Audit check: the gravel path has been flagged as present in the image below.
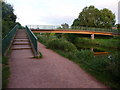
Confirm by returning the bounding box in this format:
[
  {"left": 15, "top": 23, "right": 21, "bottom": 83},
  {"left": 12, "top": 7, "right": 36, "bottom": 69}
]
[{"left": 8, "top": 41, "right": 109, "bottom": 88}]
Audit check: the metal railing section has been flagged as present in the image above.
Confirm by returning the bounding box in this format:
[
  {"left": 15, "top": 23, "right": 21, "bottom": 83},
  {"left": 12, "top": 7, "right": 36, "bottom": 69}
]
[
  {"left": 69, "top": 26, "right": 118, "bottom": 33},
  {"left": 27, "top": 25, "right": 61, "bottom": 30},
  {"left": 2, "top": 24, "right": 19, "bottom": 55},
  {"left": 27, "top": 25, "right": 119, "bottom": 34},
  {"left": 26, "top": 26, "right": 38, "bottom": 56}
]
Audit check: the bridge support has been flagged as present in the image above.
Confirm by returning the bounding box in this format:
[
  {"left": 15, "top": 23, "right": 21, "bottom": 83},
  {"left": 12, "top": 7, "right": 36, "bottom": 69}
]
[
  {"left": 90, "top": 48, "right": 94, "bottom": 52},
  {"left": 91, "top": 34, "right": 94, "bottom": 40}
]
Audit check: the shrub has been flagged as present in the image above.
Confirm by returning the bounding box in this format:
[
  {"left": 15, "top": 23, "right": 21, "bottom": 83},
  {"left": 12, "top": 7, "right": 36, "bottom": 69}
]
[
  {"left": 46, "top": 38, "right": 78, "bottom": 53},
  {"left": 37, "top": 36, "right": 48, "bottom": 44},
  {"left": 76, "top": 50, "right": 94, "bottom": 61},
  {"left": 106, "top": 52, "right": 120, "bottom": 83}
]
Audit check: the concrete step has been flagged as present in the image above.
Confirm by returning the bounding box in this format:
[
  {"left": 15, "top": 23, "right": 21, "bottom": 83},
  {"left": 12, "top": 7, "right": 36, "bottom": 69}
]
[
  {"left": 15, "top": 36, "right": 27, "bottom": 37},
  {"left": 11, "top": 29, "right": 32, "bottom": 50},
  {"left": 12, "top": 47, "right": 32, "bottom": 50},
  {"left": 15, "top": 37, "right": 29, "bottom": 39},
  {"left": 12, "top": 45, "right": 32, "bottom": 50},
  {"left": 15, "top": 35, "right": 28, "bottom": 37},
  {"left": 13, "top": 42, "right": 30, "bottom": 45},
  {"left": 14, "top": 39, "right": 29, "bottom": 42}
]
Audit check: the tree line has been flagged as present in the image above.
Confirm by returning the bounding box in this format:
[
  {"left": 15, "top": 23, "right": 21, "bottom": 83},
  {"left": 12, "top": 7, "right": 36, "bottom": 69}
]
[
  {"left": 2, "top": 1, "right": 20, "bottom": 38},
  {"left": 62, "top": 6, "right": 117, "bottom": 29}
]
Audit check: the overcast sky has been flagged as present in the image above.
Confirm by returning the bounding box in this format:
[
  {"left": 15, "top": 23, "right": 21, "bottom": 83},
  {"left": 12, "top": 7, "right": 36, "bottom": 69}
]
[{"left": 6, "top": 0, "right": 120, "bottom": 26}]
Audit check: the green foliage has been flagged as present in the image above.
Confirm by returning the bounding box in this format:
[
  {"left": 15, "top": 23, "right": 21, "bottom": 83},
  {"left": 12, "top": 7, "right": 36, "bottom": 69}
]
[
  {"left": 46, "top": 38, "right": 78, "bottom": 53},
  {"left": 37, "top": 35, "right": 51, "bottom": 44},
  {"left": 62, "top": 33, "right": 77, "bottom": 43},
  {"left": 76, "top": 50, "right": 94, "bottom": 60},
  {"left": 100, "top": 8, "right": 116, "bottom": 28},
  {"left": 2, "top": 1, "right": 17, "bottom": 38},
  {"left": 2, "top": 56, "right": 10, "bottom": 88},
  {"left": 72, "top": 5, "right": 116, "bottom": 28},
  {"left": 61, "top": 23, "right": 69, "bottom": 29},
  {"left": 106, "top": 52, "right": 120, "bottom": 82},
  {"left": 2, "top": 56, "right": 8, "bottom": 65},
  {"left": 2, "top": 66, "right": 10, "bottom": 88},
  {"left": 75, "top": 38, "right": 119, "bottom": 49}
]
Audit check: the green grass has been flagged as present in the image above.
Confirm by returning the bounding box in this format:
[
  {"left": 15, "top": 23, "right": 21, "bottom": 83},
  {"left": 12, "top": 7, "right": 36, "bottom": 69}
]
[
  {"left": 75, "top": 38, "right": 120, "bottom": 49},
  {"left": 2, "top": 56, "right": 10, "bottom": 88},
  {"left": 2, "top": 66, "right": 10, "bottom": 88},
  {"left": 36, "top": 34, "right": 120, "bottom": 89}
]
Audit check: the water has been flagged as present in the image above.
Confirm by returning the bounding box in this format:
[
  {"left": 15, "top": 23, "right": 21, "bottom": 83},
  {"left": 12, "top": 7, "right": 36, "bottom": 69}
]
[{"left": 76, "top": 44, "right": 117, "bottom": 56}]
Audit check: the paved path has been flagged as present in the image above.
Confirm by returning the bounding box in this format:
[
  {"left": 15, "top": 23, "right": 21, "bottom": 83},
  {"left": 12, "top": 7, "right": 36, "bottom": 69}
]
[{"left": 8, "top": 30, "right": 109, "bottom": 88}]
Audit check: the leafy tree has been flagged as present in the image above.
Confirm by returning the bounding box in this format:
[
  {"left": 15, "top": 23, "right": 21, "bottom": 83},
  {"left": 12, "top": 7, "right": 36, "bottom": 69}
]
[
  {"left": 117, "top": 24, "right": 120, "bottom": 33},
  {"left": 72, "top": 5, "right": 116, "bottom": 28},
  {"left": 2, "top": 1, "right": 17, "bottom": 38},
  {"left": 117, "top": 24, "right": 120, "bottom": 29},
  {"left": 71, "top": 19, "right": 80, "bottom": 27},
  {"left": 100, "top": 8, "right": 116, "bottom": 28},
  {"left": 61, "top": 23, "right": 69, "bottom": 29}
]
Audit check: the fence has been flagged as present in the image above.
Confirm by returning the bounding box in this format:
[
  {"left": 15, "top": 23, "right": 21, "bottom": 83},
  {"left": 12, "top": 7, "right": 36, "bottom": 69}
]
[
  {"left": 2, "top": 24, "right": 19, "bottom": 55},
  {"left": 25, "top": 26, "right": 38, "bottom": 56}
]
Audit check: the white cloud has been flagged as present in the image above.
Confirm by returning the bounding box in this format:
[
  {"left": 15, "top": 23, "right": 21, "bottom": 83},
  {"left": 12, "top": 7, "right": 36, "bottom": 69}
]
[{"left": 7, "top": 0, "right": 120, "bottom": 26}]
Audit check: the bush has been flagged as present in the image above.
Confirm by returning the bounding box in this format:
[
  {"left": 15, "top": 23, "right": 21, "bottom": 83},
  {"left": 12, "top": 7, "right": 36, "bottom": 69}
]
[
  {"left": 106, "top": 52, "right": 120, "bottom": 83},
  {"left": 76, "top": 50, "right": 94, "bottom": 61},
  {"left": 46, "top": 38, "right": 78, "bottom": 53},
  {"left": 37, "top": 35, "right": 48, "bottom": 44}
]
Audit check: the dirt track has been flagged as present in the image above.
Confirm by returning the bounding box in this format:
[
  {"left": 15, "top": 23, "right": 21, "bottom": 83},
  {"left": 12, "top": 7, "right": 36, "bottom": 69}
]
[{"left": 8, "top": 41, "right": 109, "bottom": 88}]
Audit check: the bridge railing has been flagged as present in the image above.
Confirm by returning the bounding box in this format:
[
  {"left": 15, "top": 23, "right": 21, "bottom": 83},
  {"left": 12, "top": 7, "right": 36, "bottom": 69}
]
[
  {"left": 27, "top": 25, "right": 61, "bottom": 30},
  {"left": 26, "top": 26, "right": 38, "bottom": 56},
  {"left": 68, "top": 26, "right": 118, "bottom": 33},
  {"left": 2, "top": 24, "right": 19, "bottom": 55},
  {"left": 28, "top": 25, "right": 119, "bottom": 34}
]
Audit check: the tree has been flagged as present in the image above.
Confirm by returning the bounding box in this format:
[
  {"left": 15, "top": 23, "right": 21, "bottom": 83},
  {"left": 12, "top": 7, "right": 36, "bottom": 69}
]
[
  {"left": 72, "top": 5, "right": 116, "bottom": 28},
  {"left": 71, "top": 19, "right": 80, "bottom": 27},
  {"left": 117, "top": 24, "right": 120, "bottom": 33},
  {"left": 61, "top": 23, "right": 69, "bottom": 29},
  {"left": 100, "top": 8, "right": 116, "bottom": 28},
  {"left": 2, "top": 1, "right": 17, "bottom": 38}
]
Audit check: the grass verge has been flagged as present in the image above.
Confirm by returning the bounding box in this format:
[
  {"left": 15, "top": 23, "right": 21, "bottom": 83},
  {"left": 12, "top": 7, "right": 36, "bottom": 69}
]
[{"left": 2, "top": 56, "right": 10, "bottom": 88}]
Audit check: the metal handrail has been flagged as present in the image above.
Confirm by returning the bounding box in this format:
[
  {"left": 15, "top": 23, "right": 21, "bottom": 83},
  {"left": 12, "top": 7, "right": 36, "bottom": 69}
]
[
  {"left": 25, "top": 26, "right": 38, "bottom": 56},
  {"left": 2, "top": 24, "right": 19, "bottom": 55},
  {"left": 27, "top": 25, "right": 119, "bottom": 34}
]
